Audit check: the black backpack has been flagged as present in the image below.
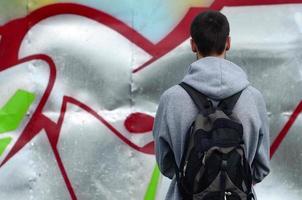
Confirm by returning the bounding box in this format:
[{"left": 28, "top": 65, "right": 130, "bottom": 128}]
[{"left": 174, "top": 82, "right": 254, "bottom": 200}]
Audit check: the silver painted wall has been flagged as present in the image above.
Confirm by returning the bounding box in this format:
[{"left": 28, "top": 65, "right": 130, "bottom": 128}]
[{"left": 0, "top": 2, "right": 301, "bottom": 200}]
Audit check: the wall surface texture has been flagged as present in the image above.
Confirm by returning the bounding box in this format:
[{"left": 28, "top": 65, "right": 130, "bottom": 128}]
[{"left": 0, "top": 1, "right": 302, "bottom": 199}]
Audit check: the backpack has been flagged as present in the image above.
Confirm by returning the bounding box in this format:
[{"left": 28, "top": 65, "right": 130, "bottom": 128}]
[{"left": 174, "top": 82, "right": 254, "bottom": 200}]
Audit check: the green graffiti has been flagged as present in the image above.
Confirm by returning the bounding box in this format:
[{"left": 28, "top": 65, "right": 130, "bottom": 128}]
[
  {"left": 0, "top": 89, "right": 35, "bottom": 156},
  {"left": 0, "top": 89, "right": 35, "bottom": 134},
  {"left": 144, "top": 164, "right": 161, "bottom": 200},
  {"left": 0, "top": 137, "right": 12, "bottom": 156}
]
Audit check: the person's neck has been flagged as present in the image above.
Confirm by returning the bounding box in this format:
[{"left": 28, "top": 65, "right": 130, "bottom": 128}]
[{"left": 197, "top": 52, "right": 225, "bottom": 59}]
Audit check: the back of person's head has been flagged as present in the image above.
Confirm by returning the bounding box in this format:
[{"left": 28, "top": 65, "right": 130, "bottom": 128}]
[{"left": 190, "top": 10, "right": 230, "bottom": 57}]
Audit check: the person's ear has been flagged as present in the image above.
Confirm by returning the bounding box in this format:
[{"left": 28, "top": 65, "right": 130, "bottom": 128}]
[
  {"left": 190, "top": 38, "right": 198, "bottom": 53},
  {"left": 226, "top": 36, "right": 231, "bottom": 51}
]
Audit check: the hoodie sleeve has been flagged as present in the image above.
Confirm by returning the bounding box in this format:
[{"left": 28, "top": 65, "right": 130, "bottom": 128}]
[
  {"left": 252, "top": 92, "right": 271, "bottom": 184},
  {"left": 153, "top": 93, "right": 175, "bottom": 179}
]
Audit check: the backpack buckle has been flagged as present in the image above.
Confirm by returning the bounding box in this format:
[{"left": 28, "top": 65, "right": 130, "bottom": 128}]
[
  {"left": 221, "top": 159, "right": 228, "bottom": 171},
  {"left": 204, "top": 100, "right": 214, "bottom": 115},
  {"left": 224, "top": 191, "right": 232, "bottom": 200}
]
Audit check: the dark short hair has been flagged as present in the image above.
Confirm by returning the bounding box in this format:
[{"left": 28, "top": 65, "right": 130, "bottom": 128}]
[{"left": 190, "top": 10, "right": 230, "bottom": 56}]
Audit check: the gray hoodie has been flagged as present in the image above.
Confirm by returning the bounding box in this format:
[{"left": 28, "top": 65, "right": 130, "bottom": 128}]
[{"left": 153, "top": 57, "right": 270, "bottom": 200}]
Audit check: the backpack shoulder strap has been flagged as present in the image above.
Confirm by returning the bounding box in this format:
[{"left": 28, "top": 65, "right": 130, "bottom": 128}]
[
  {"left": 179, "top": 82, "right": 214, "bottom": 116},
  {"left": 218, "top": 90, "right": 243, "bottom": 115}
]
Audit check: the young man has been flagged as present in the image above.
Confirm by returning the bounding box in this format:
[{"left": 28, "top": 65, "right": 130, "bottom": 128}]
[{"left": 153, "top": 10, "right": 270, "bottom": 199}]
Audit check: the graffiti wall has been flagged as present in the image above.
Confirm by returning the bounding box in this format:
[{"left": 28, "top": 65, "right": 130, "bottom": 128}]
[{"left": 0, "top": 0, "right": 302, "bottom": 199}]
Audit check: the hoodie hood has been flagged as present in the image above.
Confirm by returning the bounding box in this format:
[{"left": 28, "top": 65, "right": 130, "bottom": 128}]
[{"left": 183, "top": 57, "right": 249, "bottom": 100}]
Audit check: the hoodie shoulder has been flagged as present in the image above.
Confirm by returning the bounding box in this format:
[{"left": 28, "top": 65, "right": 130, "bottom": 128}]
[
  {"left": 162, "top": 85, "right": 187, "bottom": 99},
  {"left": 245, "top": 86, "right": 267, "bottom": 109},
  {"left": 160, "top": 84, "right": 193, "bottom": 109}
]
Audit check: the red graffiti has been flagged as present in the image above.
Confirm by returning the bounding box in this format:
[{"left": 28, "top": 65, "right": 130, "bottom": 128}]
[
  {"left": 125, "top": 113, "right": 154, "bottom": 134},
  {"left": 270, "top": 101, "right": 302, "bottom": 158},
  {"left": 0, "top": 1, "right": 301, "bottom": 199}
]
